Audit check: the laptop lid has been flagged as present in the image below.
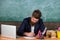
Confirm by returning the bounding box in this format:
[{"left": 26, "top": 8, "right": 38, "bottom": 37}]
[{"left": 1, "top": 24, "right": 16, "bottom": 39}]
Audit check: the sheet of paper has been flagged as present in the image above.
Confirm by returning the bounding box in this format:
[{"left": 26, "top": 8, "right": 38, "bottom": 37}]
[{"left": 23, "top": 36, "right": 35, "bottom": 39}]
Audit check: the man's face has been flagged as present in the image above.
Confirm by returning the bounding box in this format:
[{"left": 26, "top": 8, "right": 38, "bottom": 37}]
[{"left": 31, "top": 16, "right": 39, "bottom": 23}]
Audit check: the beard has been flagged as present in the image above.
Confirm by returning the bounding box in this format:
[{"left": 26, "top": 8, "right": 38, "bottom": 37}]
[{"left": 30, "top": 21, "right": 36, "bottom": 26}]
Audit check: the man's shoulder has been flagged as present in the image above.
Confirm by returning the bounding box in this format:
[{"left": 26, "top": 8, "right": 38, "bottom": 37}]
[
  {"left": 38, "top": 18, "right": 43, "bottom": 23},
  {"left": 39, "top": 18, "right": 43, "bottom": 21},
  {"left": 23, "top": 17, "right": 30, "bottom": 21}
]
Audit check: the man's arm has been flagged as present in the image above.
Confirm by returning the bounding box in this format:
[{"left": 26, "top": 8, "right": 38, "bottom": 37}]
[
  {"left": 40, "top": 19, "right": 45, "bottom": 32},
  {"left": 17, "top": 19, "right": 27, "bottom": 36},
  {"left": 35, "top": 19, "right": 46, "bottom": 38},
  {"left": 40, "top": 19, "right": 46, "bottom": 36}
]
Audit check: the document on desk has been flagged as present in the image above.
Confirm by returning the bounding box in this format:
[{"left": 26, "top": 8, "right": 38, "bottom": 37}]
[{"left": 23, "top": 36, "right": 35, "bottom": 39}]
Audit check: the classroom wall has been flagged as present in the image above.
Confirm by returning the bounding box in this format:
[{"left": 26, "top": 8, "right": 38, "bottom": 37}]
[{"left": 0, "top": 0, "right": 60, "bottom": 22}]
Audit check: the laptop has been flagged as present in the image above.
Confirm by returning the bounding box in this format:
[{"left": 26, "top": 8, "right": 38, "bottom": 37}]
[{"left": 1, "top": 24, "right": 20, "bottom": 39}]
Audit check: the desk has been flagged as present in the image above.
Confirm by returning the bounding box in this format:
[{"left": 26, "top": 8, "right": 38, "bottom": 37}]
[
  {"left": 0, "top": 36, "right": 60, "bottom": 40},
  {"left": 0, "top": 36, "right": 40, "bottom": 40}
]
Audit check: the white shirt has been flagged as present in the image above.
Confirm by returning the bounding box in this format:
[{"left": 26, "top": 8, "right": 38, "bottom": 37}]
[{"left": 31, "top": 26, "right": 34, "bottom": 33}]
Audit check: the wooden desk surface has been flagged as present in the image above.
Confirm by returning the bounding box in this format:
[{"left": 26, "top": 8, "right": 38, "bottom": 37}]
[{"left": 0, "top": 36, "right": 60, "bottom": 40}]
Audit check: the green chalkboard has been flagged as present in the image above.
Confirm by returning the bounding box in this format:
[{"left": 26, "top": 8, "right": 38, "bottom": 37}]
[{"left": 0, "top": 0, "right": 60, "bottom": 22}]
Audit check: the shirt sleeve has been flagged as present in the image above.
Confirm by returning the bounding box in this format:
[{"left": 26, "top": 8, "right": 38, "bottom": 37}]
[
  {"left": 39, "top": 19, "right": 46, "bottom": 36},
  {"left": 39, "top": 19, "right": 45, "bottom": 32},
  {"left": 17, "top": 19, "right": 27, "bottom": 36}
]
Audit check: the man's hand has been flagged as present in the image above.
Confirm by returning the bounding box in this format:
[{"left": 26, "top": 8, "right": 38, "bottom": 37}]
[
  {"left": 24, "top": 32, "right": 35, "bottom": 37},
  {"left": 35, "top": 34, "right": 40, "bottom": 39},
  {"left": 35, "top": 30, "right": 42, "bottom": 39}
]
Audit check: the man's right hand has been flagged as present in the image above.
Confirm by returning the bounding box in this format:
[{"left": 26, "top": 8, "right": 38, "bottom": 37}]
[{"left": 24, "top": 32, "right": 35, "bottom": 37}]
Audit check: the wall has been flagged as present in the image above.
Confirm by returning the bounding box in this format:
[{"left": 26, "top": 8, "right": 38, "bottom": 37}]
[{"left": 0, "top": 0, "right": 60, "bottom": 22}]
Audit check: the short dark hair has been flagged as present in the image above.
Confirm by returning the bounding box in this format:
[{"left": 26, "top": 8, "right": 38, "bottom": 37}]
[{"left": 32, "top": 9, "right": 42, "bottom": 19}]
